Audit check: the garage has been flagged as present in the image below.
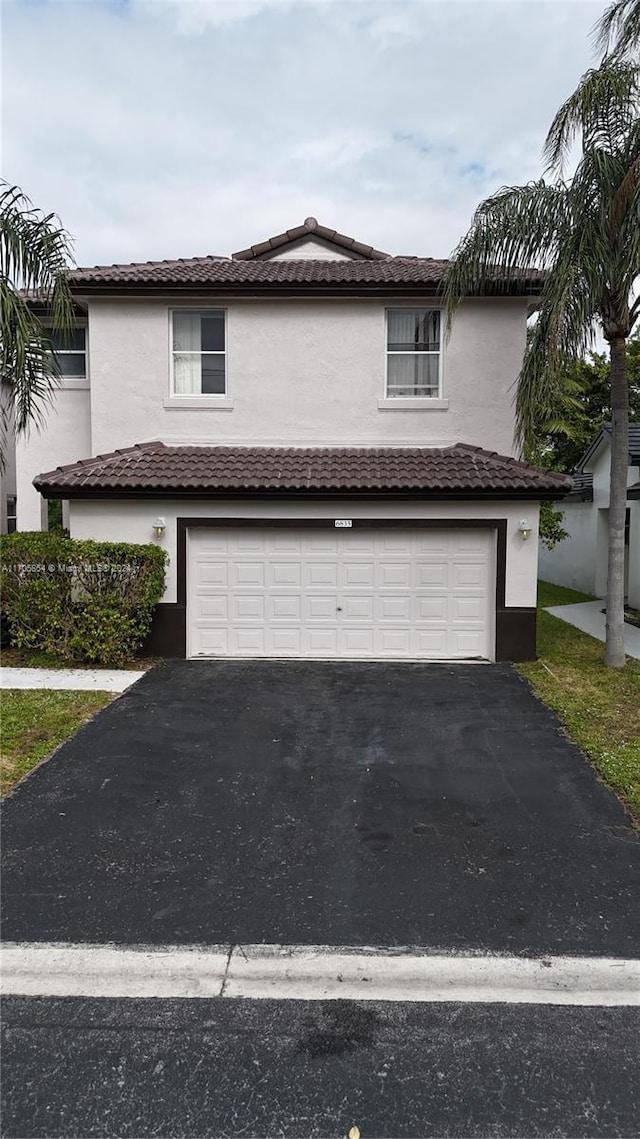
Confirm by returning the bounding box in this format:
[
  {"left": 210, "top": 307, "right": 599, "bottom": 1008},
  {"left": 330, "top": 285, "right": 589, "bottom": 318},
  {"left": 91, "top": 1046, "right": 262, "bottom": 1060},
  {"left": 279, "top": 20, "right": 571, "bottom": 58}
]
[
  {"left": 35, "top": 441, "right": 572, "bottom": 662},
  {"left": 187, "top": 525, "right": 495, "bottom": 660}
]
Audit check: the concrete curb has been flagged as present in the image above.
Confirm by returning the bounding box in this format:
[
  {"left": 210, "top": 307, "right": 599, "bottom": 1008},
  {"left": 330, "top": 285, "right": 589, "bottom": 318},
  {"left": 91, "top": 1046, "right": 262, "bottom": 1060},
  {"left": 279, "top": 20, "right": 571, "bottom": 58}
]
[{"left": 2, "top": 943, "right": 639, "bottom": 1006}]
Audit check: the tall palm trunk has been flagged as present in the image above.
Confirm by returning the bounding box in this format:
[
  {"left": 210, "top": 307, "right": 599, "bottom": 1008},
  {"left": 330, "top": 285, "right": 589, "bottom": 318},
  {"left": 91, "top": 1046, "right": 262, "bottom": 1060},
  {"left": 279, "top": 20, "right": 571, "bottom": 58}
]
[{"left": 605, "top": 335, "right": 629, "bottom": 666}]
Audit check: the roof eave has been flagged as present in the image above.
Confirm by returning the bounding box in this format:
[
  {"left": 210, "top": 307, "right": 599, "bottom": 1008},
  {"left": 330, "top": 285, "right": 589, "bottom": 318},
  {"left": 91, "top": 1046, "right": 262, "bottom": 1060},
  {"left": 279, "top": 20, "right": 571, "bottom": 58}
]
[
  {"left": 69, "top": 282, "right": 543, "bottom": 299},
  {"left": 33, "top": 485, "right": 571, "bottom": 501}
]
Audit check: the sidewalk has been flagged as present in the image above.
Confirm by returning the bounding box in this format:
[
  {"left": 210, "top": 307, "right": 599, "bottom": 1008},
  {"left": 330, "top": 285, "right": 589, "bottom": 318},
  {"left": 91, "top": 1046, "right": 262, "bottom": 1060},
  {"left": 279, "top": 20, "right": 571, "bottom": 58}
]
[
  {"left": 544, "top": 600, "right": 640, "bottom": 659},
  {"left": 0, "top": 667, "right": 145, "bottom": 693}
]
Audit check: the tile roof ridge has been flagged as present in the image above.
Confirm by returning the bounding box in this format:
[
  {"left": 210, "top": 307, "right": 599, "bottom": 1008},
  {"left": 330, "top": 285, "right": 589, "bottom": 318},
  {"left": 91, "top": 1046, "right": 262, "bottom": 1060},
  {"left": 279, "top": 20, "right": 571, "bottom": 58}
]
[{"left": 232, "top": 217, "right": 390, "bottom": 261}]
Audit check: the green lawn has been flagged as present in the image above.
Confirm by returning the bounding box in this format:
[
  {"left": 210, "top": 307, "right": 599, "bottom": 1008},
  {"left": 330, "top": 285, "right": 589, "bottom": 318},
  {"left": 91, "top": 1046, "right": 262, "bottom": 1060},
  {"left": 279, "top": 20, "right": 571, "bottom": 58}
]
[
  {"left": 518, "top": 581, "right": 640, "bottom": 825},
  {"left": 1, "top": 689, "right": 112, "bottom": 796},
  {"left": 536, "top": 580, "right": 596, "bottom": 607}
]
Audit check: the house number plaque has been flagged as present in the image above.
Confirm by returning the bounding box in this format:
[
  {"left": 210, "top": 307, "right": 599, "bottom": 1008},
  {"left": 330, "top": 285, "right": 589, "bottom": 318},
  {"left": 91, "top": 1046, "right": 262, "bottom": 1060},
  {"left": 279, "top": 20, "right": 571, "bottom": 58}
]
[{"left": 334, "top": 519, "right": 352, "bottom": 527}]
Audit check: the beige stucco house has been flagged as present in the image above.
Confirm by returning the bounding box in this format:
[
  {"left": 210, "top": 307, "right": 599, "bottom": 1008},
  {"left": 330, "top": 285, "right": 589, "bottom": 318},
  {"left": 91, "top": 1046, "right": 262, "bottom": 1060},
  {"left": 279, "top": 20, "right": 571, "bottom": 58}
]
[{"left": 10, "top": 218, "right": 570, "bottom": 661}]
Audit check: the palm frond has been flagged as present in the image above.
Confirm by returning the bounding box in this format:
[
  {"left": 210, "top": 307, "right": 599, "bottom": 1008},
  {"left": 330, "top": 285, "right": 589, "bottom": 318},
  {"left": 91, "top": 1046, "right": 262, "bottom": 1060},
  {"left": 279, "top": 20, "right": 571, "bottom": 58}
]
[
  {"left": 442, "top": 181, "right": 568, "bottom": 329},
  {"left": 0, "top": 181, "right": 75, "bottom": 464},
  {"left": 594, "top": 0, "right": 640, "bottom": 60},
  {"left": 0, "top": 281, "right": 60, "bottom": 437},
  {"left": 544, "top": 62, "right": 639, "bottom": 174}
]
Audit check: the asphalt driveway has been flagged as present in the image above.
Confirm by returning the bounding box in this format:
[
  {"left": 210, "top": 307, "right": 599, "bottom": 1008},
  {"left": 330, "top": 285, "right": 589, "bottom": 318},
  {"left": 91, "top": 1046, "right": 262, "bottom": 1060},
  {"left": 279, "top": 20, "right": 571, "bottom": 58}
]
[{"left": 2, "top": 661, "right": 638, "bottom": 955}]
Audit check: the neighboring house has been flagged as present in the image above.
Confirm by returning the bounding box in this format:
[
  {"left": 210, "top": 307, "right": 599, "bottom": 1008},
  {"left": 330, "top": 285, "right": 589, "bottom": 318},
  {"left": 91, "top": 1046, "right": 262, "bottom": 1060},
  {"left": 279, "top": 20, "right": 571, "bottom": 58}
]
[
  {"left": 10, "top": 217, "right": 570, "bottom": 661},
  {"left": 538, "top": 424, "right": 640, "bottom": 608}
]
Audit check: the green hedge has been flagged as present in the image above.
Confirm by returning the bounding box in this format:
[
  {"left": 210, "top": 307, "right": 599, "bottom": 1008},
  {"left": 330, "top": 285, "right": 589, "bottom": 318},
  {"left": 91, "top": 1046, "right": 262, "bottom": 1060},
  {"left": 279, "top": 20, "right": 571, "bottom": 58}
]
[{"left": 0, "top": 531, "right": 167, "bottom": 666}]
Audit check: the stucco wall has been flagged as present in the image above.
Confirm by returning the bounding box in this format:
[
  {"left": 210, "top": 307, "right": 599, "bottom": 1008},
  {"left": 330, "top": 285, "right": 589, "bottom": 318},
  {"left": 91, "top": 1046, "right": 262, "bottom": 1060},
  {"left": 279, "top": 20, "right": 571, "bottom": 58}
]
[
  {"left": 538, "top": 445, "right": 640, "bottom": 601},
  {"left": 86, "top": 297, "right": 528, "bottom": 456},
  {"left": 69, "top": 497, "right": 540, "bottom": 609},
  {"left": 15, "top": 390, "right": 91, "bottom": 531},
  {"left": 538, "top": 502, "right": 598, "bottom": 596},
  {"left": 628, "top": 501, "right": 640, "bottom": 609}
]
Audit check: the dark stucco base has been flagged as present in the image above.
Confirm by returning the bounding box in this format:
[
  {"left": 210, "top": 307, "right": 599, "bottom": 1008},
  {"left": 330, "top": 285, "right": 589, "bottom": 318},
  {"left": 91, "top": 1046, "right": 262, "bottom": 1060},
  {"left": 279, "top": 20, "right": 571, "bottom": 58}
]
[
  {"left": 142, "top": 604, "right": 537, "bottom": 662},
  {"left": 141, "top": 603, "right": 186, "bottom": 658},
  {"left": 495, "top": 607, "right": 537, "bottom": 661}
]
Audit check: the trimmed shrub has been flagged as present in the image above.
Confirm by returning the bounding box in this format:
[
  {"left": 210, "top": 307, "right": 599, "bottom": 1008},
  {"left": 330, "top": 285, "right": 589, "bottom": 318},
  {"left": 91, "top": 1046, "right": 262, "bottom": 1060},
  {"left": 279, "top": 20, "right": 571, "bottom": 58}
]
[{"left": 0, "top": 531, "right": 167, "bottom": 666}]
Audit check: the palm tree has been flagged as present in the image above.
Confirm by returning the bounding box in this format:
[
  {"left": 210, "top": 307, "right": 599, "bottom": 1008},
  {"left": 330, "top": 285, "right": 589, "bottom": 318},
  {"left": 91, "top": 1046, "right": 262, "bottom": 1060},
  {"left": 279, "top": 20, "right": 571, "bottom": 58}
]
[
  {"left": 443, "top": 61, "right": 639, "bottom": 667},
  {"left": 596, "top": 0, "right": 640, "bottom": 59},
  {"left": 0, "top": 182, "right": 75, "bottom": 467}
]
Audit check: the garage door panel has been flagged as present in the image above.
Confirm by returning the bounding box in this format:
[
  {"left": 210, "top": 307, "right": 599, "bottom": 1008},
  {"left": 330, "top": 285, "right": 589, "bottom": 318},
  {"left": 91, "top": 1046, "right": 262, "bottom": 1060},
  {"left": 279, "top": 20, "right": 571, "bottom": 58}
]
[
  {"left": 415, "top": 595, "right": 448, "bottom": 620},
  {"left": 379, "top": 536, "right": 412, "bottom": 554},
  {"left": 235, "top": 537, "right": 265, "bottom": 553},
  {"left": 233, "top": 595, "right": 265, "bottom": 621},
  {"left": 379, "top": 629, "right": 412, "bottom": 654},
  {"left": 306, "top": 562, "right": 338, "bottom": 587},
  {"left": 416, "top": 629, "right": 449, "bottom": 655},
  {"left": 452, "top": 596, "right": 486, "bottom": 620},
  {"left": 416, "top": 562, "right": 448, "bottom": 587},
  {"left": 234, "top": 628, "right": 266, "bottom": 654},
  {"left": 189, "top": 526, "right": 494, "bottom": 660},
  {"left": 270, "top": 596, "right": 301, "bottom": 620},
  {"left": 379, "top": 596, "right": 411, "bottom": 620},
  {"left": 453, "top": 630, "right": 486, "bottom": 655},
  {"left": 343, "top": 562, "right": 375, "bottom": 587},
  {"left": 342, "top": 596, "right": 375, "bottom": 621},
  {"left": 452, "top": 562, "right": 488, "bottom": 588},
  {"left": 269, "top": 562, "right": 302, "bottom": 587},
  {"left": 233, "top": 562, "right": 265, "bottom": 587},
  {"left": 306, "top": 595, "right": 338, "bottom": 620},
  {"left": 343, "top": 628, "right": 375, "bottom": 654},
  {"left": 197, "top": 561, "right": 228, "bottom": 587},
  {"left": 308, "top": 629, "right": 339, "bottom": 654},
  {"left": 198, "top": 595, "right": 229, "bottom": 620},
  {"left": 378, "top": 562, "right": 411, "bottom": 587},
  {"left": 196, "top": 628, "right": 229, "bottom": 655}
]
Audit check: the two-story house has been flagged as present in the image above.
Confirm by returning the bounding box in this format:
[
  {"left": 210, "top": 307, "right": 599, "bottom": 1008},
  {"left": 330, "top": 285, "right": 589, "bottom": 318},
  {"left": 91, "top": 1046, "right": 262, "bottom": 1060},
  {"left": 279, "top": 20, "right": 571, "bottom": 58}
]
[{"left": 11, "top": 217, "right": 569, "bottom": 661}]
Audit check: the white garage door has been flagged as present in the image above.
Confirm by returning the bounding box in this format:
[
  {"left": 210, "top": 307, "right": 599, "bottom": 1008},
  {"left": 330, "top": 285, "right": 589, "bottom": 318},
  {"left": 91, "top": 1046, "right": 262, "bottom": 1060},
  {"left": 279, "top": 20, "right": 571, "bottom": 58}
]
[{"left": 188, "top": 526, "right": 494, "bottom": 660}]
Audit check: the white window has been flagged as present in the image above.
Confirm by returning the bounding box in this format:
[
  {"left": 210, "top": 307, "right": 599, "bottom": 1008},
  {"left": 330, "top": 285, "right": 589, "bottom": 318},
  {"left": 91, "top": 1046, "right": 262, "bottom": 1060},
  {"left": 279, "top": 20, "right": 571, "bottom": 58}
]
[
  {"left": 48, "top": 327, "right": 86, "bottom": 378},
  {"left": 386, "top": 309, "right": 441, "bottom": 398},
  {"left": 171, "top": 310, "right": 226, "bottom": 396},
  {"left": 6, "top": 496, "right": 17, "bottom": 534}
]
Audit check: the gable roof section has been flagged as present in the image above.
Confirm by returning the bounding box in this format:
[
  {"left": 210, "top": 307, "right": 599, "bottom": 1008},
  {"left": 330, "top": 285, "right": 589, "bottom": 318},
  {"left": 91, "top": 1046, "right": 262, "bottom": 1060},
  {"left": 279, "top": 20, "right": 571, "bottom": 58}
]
[
  {"left": 33, "top": 441, "right": 572, "bottom": 499},
  {"left": 231, "top": 217, "right": 389, "bottom": 261},
  {"left": 577, "top": 423, "right": 640, "bottom": 470}
]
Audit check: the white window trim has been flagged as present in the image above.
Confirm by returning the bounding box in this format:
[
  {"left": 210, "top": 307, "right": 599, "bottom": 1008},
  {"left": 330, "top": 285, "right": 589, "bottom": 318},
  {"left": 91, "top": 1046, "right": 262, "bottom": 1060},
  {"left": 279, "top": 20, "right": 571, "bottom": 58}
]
[
  {"left": 168, "top": 308, "right": 228, "bottom": 401},
  {"left": 384, "top": 306, "right": 444, "bottom": 401},
  {"left": 378, "top": 397, "right": 449, "bottom": 410}
]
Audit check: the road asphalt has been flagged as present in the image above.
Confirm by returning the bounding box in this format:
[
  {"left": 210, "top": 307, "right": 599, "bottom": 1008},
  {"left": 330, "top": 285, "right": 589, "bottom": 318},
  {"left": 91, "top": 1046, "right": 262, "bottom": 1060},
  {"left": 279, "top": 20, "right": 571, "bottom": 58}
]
[{"left": 2, "top": 997, "right": 639, "bottom": 1138}]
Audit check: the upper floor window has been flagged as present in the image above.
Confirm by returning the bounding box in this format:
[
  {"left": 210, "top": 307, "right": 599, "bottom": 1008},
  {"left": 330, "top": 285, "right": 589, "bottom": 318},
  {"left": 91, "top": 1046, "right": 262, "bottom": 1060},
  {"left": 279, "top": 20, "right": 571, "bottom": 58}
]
[
  {"left": 49, "top": 327, "right": 86, "bottom": 378},
  {"left": 172, "top": 310, "right": 226, "bottom": 396},
  {"left": 386, "top": 309, "right": 441, "bottom": 398},
  {"left": 6, "top": 496, "right": 17, "bottom": 534}
]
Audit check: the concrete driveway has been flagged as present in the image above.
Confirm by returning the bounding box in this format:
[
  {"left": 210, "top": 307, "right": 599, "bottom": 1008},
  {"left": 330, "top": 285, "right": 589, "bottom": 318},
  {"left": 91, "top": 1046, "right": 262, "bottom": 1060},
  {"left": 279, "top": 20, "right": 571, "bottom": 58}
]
[{"left": 1, "top": 661, "right": 638, "bottom": 955}]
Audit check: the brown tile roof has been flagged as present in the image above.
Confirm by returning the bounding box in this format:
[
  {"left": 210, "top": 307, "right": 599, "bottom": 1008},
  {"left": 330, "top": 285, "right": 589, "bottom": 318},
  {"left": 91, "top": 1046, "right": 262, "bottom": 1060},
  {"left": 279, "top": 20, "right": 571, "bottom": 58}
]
[
  {"left": 34, "top": 442, "right": 572, "bottom": 498},
  {"left": 232, "top": 217, "right": 390, "bottom": 260},
  {"left": 68, "top": 257, "right": 543, "bottom": 293}
]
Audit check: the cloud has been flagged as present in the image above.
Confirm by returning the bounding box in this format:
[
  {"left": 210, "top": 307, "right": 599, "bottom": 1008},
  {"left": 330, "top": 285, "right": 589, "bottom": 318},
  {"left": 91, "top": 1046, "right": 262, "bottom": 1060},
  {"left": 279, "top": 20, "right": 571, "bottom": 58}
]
[{"left": 2, "top": 0, "right": 608, "bottom": 265}]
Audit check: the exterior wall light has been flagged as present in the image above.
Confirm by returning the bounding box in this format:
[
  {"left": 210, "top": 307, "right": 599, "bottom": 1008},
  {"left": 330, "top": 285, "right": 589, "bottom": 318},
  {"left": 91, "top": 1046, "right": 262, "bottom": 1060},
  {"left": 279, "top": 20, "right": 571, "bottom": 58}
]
[
  {"left": 518, "top": 519, "right": 532, "bottom": 540},
  {"left": 153, "top": 517, "right": 166, "bottom": 538}
]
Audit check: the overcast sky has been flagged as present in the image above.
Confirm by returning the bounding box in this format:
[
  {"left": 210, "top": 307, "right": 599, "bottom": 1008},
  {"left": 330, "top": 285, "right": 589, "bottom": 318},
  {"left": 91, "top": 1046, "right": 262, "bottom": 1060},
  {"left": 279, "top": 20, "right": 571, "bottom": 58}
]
[{"left": 3, "top": 0, "right": 608, "bottom": 267}]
